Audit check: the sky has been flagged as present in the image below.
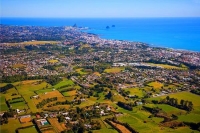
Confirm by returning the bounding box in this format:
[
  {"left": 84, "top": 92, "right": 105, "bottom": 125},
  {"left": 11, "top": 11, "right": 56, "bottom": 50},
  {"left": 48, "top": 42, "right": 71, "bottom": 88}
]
[{"left": 1, "top": 0, "right": 200, "bottom": 18}]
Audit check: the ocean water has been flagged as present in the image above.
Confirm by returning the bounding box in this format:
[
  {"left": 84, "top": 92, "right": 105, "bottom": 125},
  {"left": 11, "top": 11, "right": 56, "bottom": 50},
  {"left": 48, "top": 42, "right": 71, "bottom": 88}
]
[{"left": 1, "top": 18, "right": 200, "bottom": 51}]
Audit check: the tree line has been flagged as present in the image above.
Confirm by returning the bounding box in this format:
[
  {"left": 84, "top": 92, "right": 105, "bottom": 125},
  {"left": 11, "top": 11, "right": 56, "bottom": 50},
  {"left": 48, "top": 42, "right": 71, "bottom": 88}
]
[
  {"left": 36, "top": 97, "right": 57, "bottom": 108},
  {"left": 152, "top": 96, "right": 193, "bottom": 112}
]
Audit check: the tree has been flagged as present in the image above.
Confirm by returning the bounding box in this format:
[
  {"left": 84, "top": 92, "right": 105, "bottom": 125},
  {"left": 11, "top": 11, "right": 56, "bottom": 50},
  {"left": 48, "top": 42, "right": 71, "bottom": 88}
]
[
  {"left": 174, "top": 98, "right": 178, "bottom": 107},
  {"left": 180, "top": 99, "right": 185, "bottom": 107},
  {"left": 166, "top": 96, "right": 170, "bottom": 102},
  {"left": 105, "top": 91, "right": 113, "bottom": 99},
  {"left": 57, "top": 115, "right": 65, "bottom": 122},
  {"left": 188, "top": 101, "right": 193, "bottom": 111}
]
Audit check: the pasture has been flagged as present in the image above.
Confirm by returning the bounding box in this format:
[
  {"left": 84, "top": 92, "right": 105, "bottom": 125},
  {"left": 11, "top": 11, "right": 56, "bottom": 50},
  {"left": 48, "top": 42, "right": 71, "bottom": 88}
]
[
  {"left": 48, "top": 59, "right": 58, "bottom": 63},
  {"left": 6, "top": 41, "right": 59, "bottom": 46},
  {"left": 147, "top": 91, "right": 200, "bottom": 123},
  {"left": 117, "top": 106, "right": 196, "bottom": 133},
  {"left": 0, "top": 118, "right": 21, "bottom": 133},
  {"left": 75, "top": 68, "right": 88, "bottom": 75},
  {"left": 12, "top": 63, "right": 26, "bottom": 69},
  {"left": 18, "top": 126, "right": 38, "bottom": 133},
  {"left": 150, "top": 92, "right": 200, "bottom": 108},
  {"left": 110, "top": 121, "right": 131, "bottom": 133},
  {"left": 62, "top": 90, "right": 77, "bottom": 97},
  {"left": 33, "top": 90, "right": 64, "bottom": 104},
  {"left": 93, "top": 72, "right": 101, "bottom": 76},
  {"left": 147, "top": 81, "right": 163, "bottom": 89},
  {"left": 104, "top": 67, "right": 124, "bottom": 73},
  {"left": 0, "top": 95, "right": 9, "bottom": 111},
  {"left": 48, "top": 118, "right": 66, "bottom": 132},
  {"left": 125, "top": 88, "right": 144, "bottom": 97},
  {"left": 147, "top": 63, "right": 188, "bottom": 70},
  {"left": 13, "top": 80, "right": 52, "bottom": 112},
  {"left": 0, "top": 83, "right": 7, "bottom": 87},
  {"left": 144, "top": 104, "right": 186, "bottom": 115},
  {"left": 4, "top": 88, "right": 20, "bottom": 100},
  {"left": 53, "top": 78, "right": 74, "bottom": 89}
]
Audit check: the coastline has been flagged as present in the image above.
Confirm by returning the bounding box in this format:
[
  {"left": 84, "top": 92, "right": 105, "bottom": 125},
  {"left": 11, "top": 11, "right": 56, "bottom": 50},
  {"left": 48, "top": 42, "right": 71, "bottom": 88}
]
[
  {"left": 1, "top": 17, "right": 200, "bottom": 52},
  {"left": 85, "top": 31, "right": 199, "bottom": 53}
]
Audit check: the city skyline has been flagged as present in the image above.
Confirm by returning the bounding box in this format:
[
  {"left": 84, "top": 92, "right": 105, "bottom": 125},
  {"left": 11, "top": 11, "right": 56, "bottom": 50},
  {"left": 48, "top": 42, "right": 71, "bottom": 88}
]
[{"left": 1, "top": 0, "right": 200, "bottom": 18}]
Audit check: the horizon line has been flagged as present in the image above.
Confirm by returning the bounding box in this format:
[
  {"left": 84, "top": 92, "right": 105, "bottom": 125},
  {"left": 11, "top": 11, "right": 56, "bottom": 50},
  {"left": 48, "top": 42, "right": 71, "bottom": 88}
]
[{"left": 1, "top": 16, "right": 200, "bottom": 19}]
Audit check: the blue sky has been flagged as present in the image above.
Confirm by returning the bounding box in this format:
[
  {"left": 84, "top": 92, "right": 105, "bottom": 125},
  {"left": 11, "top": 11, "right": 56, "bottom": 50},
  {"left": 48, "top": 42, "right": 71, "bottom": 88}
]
[{"left": 1, "top": 0, "right": 200, "bottom": 18}]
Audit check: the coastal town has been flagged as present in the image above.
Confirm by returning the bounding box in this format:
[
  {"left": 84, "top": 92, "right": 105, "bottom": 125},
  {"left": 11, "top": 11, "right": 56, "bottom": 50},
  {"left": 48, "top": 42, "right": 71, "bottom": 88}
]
[{"left": 0, "top": 24, "right": 200, "bottom": 133}]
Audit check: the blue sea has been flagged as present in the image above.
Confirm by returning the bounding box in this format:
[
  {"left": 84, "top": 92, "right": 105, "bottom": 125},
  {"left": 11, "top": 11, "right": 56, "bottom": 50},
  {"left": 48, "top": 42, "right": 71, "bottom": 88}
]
[{"left": 1, "top": 18, "right": 200, "bottom": 51}]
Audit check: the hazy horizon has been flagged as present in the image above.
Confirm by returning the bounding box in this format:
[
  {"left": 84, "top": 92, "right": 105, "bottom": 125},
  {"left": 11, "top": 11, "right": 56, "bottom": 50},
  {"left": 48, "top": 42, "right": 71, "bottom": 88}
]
[{"left": 1, "top": 0, "right": 200, "bottom": 18}]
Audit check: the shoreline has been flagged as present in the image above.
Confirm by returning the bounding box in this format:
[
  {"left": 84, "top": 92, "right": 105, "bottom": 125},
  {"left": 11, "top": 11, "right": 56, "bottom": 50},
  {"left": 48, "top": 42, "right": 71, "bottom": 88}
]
[
  {"left": 1, "top": 23, "right": 200, "bottom": 53},
  {"left": 85, "top": 31, "right": 199, "bottom": 53}
]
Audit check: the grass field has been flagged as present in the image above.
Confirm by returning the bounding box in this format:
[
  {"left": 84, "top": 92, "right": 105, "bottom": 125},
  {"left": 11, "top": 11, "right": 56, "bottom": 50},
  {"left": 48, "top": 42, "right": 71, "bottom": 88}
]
[
  {"left": 117, "top": 106, "right": 197, "bottom": 133},
  {"left": 18, "top": 126, "right": 38, "bottom": 133},
  {"left": 93, "top": 128, "right": 118, "bottom": 133},
  {"left": 6, "top": 41, "right": 59, "bottom": 46},
  {"left": 75, "top": 68, "right": 88, "bottom": 75},
  {"left": 0, "top": 83, "right": 7, "bottom": 87},
  {"left": 48, "top": 59, "right": 58, "bottom": 63},
  {"left": 92, "top": 117, "right": 118, "bottom": 133},
  {"left": 12, "top": 63, "right": 26, "bottom": 69},
  {"left": 125, "top": 88, "right": 144, "bottom": 97},
  {"left": 147, "top": 63, "right": 187, "bottom": 70},
  {"left": 152, "top": 92, "right": 200, "bottom": 107},
  {"left": 0, "top": 95, "right": 9, "bottom": 111},
  {"left": 35, "top": 88, "right": 55, "bottom": 94},
  {"left": 145, "top": 104, "right": 186, "bottom": 115},
  {"left": 53, "top": 78, "right": 74, "bottom": 89},
  {"left": 62, "top": 90, "right": 77, "bottom": 97},
  {"left": 93, "top": 72, "right": 101, "bottom": 76},
  {"left": 104, "top": 67, "right": 124, "bottom": 73},
  {"left": 0, "top": 118, "right": 21, "bottom": 133},
  {"left": 33, "top": 90, "right": 64, "bottom": 104},
  {"left": 178, "top": 113, "right": 200, "bottom": 123},
  {"left": 147, "top": 91, "right": 200, "bottom": 123},
  {"left": 148, "top": 81, "right": 163, "bottom": 89},
  {"left": 46, "top": 105, "right": 70, "bottom": 111},
  {"left": 148, "top": 92, "right": 200, "bottom": 110},
  {"left": 48, "top": 118, "right": 66, "bottom": 132},
  {"left": 13, "top": 80, "right": 52, "bottom": 112},
  {"left": 4, "top": 88, "right": 20, "bottom": 100},
  {"left": 10, "top": 101, "right": 28, "bottom": 110},
  {"left": 110, "top": 121, "right": 131, "bottom": 133}
]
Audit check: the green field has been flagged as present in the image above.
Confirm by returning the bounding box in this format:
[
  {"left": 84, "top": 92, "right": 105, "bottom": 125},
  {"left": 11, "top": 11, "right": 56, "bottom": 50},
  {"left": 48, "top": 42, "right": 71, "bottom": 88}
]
[
  {"left": 117, "top": 106, "right": 197, "bottom": 133},
  {"left": 9, "top": 101, "right": 28, "bottom": 110},
  {"left": 147, "top": 81, "right": 163, "bottom": 90},
  {"left": 0, "top": 118, "right": 21, "bottom": 133},
  {"left": 125, "top": 88, "right": 144, "bottom": 97},
  {"left": 178, "top": 113, "right": 200, "bottom": 123},
  {"left": 48, "top": 59, "right": 59, "bottom": 63},
  {"left": 12, "top": 63, "right": 26, "bottom": 69},
  {"left": 104, "top": 67, "right": 125, "bottom": 73},
  {"left": 144, "top": 104, "right": 186, "bottom": 115},
  {"left": 18, "top": 126, "right": 38, "bottom": 133},
  {"left": 0, "top": 83, "right": 7, "bottom": 87},
  {"left": 13, "top": 80, "right": 51, "bottom": 112},
  {"left": 53, "top": 78, "right": 74, "bottom": 89},
  {"left": 147, "top": 91, "right": 200, "bottom": 123},
  {"left": 147, "top": 63, "right": 188, "bottom": 70},
  {"left": 7, "top": 41, "right": 59, "bottom": 46},
  {"left": 4, "top": 88, "right": 20, "bottom": 100},
  {"left": 35, "top": 88, "right": 54, "bottom": 94},
  {"left": 149, "top": 92, "right": 200, "bottom": 108},
  {"left": 0, "top": 95, "right": 9, "bottom": 111},
  {"left": 75, "top": 68, "right": 88, "bottom": 75},
  {"left": 62, "top": 90, "right": 77, "bottom": 97}
]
